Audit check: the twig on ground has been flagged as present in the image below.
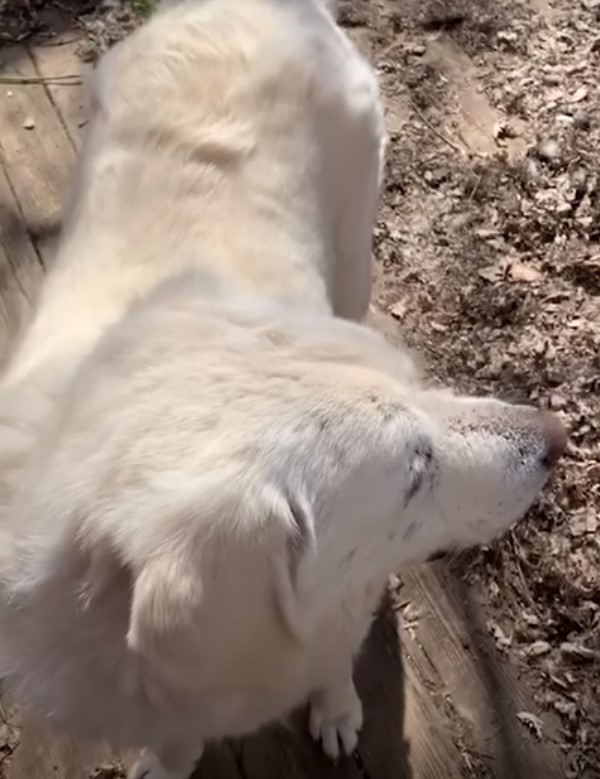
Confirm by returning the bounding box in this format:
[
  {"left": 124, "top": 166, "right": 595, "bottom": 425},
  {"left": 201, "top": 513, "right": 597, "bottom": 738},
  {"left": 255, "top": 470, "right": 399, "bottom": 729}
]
[
  {"left": 409, "top": 98, "right": 466, "bottom": 156},
  {"left": 509, "top": 531, "right": 544, "bottom": 620},
  {"left": 0, "top": 74, "right": 82, "bottom": 86}
]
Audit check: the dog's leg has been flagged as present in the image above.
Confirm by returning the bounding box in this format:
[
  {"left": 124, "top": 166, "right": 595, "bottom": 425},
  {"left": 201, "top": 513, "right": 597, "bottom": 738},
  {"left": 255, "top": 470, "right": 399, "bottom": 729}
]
[
  {"left": 309, "top": 671, "right": 363, "bottom": 762},
  {"left": 329, "top": 87, "right": 385, "bottom": 323},
  {"left": 128, "top": 743, "right": 203, "bottom": 779}
]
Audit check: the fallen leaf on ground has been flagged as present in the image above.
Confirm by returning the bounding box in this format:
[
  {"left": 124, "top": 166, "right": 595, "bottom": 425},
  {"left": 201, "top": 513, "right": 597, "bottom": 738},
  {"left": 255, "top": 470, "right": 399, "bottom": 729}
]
[
  {"left": 523, "top": 640, "right": 552, "bottom": 658},
  {"left": 561, "top": 642, "right": 600, "bottom": 662},
  {"left": 554, "top": 700, "right": 578, "bottom": 721},
  {"left": 517, "top": 711, "right": 544, "bottom": 739},
  {"left": 570, "top": 85, "right": 589, "bottom": 103},
  {"left": 478, "top": 264, "right": 503, "bottom": 282},
  {"left": 487, "top": 620, "right": 512, "bottom": 651},
  {"left": 388, "top": 300, "right": 407, "bottom": 320},
  {"left": 549, "top": 393, "right": 567, "bottom": 410},
  {"left": 508, "top": 262, "right": 541, "bottom": 282}
]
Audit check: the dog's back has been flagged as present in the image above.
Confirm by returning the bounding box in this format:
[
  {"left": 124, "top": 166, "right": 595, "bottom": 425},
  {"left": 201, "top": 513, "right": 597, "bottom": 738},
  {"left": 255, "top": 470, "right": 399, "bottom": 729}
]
[{"left": 4, "top": 0, "right": 381, "bottom": 390}]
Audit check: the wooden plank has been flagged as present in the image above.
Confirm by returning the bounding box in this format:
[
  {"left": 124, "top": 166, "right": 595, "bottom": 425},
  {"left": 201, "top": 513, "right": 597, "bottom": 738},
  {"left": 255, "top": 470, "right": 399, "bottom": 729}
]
[
  {"left": 193, "top": 743, "right": 242, "bottom": 779},
  {"left": 400, "top": 565, "right": 566, "bottom": 779},
  {"left": 355, "top": 597, "right": 463, "bottom": 779},
  {"left": 0, "top": 163, "right": 42, "bottom": 362},
  {"left": 238, "top": 712, "right": 362, "bottom": 779},
  {"left": 354, "top": 604, "right": 413, "bottom": 779},
  {"left": 28, "top": 34, "right": 88, "bottom": 148},
  {"left": 6, "top": 717, "right": 117, "bottom": 779},
  {"left": 404, "top": 663, "right": 467, "bottom": 779},
  {"left": 229, "top": 599, "right": 464, "bottom": 779},
  {"left": 0, "top": 45, "right": 75, "bottom": 263},
  {"left": 0, "top": 38, "right": 99, "bottom": 779}
]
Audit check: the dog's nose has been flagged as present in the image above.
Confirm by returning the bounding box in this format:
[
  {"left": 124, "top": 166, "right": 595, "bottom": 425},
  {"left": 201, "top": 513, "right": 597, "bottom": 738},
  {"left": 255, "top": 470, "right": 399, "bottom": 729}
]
[{"left": 538, "top": 411, "right": 567, "bottom": 469}]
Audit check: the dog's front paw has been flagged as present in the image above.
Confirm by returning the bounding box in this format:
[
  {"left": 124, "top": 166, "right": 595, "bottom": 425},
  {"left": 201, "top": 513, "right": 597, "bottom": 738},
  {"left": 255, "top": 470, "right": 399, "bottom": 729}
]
[
  {"left": 128, "top": 749, "right": 198, "bottom": 779},
  {"left": 128, "top": 751, "right": 171, "bottom": 779},
  {"left": 309, "top": 682, "right": 363, "bottom": 762}
]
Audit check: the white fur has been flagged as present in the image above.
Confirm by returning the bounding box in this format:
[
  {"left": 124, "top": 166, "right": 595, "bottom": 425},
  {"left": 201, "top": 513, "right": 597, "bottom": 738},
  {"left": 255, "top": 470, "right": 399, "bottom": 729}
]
[{"left": 0, "top": 1, "right": 563, "bottom": 777}]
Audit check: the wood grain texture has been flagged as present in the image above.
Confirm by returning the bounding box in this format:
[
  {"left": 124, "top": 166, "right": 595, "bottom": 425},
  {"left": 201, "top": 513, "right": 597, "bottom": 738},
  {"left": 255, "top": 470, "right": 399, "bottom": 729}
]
[
  {"left": 28, "top": 33, "right": 89, "bottom": 148},
  {"left": 6, "top": 717, "right": 115, "bottom": 779},
  {"left": 400, "top": 566, "right": 566, "bottom": 779},
  {"left": 0, "top": 163, "right": 42, "bottom": 359},
  {"left": 0, "top": 45, "right": 74, "bottom": 263}
]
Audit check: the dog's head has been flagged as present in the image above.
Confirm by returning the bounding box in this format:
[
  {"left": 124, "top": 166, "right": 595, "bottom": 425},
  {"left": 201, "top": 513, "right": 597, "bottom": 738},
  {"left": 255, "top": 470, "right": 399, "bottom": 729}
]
[
  {"left": 394, "top": 389, "right": 566, "bottom": 563},
  {"left": 44, "top": 276, "right": 566, "bottom": 575},
  {"left": 5, "top": 278, "right": 565, "bottom": 673}
]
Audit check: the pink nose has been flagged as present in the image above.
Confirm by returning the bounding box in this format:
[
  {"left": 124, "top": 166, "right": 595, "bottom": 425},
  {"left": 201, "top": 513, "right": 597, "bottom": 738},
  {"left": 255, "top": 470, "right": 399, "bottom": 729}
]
[{"left": 538, "top": 411, "right": 567, "bottom": 469}]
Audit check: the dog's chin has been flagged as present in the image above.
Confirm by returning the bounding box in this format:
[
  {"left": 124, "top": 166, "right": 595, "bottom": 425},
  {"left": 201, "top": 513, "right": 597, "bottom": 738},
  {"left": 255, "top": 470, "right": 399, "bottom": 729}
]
[{"left": 423, "top": 504, "right": 536, "bottom": 564}]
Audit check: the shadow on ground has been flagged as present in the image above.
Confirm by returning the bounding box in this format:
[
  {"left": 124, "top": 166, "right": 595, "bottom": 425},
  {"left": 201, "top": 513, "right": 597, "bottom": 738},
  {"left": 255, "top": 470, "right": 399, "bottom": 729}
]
[{"left": 194, "top": 594, "right": 411, "bottom": 779}]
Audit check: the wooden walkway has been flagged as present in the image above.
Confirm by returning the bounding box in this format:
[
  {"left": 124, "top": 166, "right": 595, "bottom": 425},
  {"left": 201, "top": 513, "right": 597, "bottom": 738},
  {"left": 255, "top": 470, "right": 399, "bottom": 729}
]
[{"left": 0, "top": 24, "right": 566, "bottom": 779}]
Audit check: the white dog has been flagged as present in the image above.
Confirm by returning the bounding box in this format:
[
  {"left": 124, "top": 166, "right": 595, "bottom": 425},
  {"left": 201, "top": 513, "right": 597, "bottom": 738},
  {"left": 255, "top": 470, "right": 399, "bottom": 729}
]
[{"left": 0, "top": 1, "right": 566, "bottom": 778}]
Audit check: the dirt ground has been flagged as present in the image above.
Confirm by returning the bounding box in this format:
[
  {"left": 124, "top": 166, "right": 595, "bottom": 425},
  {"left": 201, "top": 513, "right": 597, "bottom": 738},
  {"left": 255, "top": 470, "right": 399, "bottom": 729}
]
[
  {"left": 0, "top": 0, "right": 599, "bottom": 776},
  {"left": 361, "top": 1, "right": 600, "bottom": 774}
]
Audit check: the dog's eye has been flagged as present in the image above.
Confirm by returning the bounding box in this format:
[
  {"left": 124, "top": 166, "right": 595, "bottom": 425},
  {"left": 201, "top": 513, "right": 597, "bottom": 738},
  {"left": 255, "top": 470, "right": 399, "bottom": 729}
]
[
  {"left": 405, "top": 443, "right": 434, "bottom": 505},
  {"left": 417, "top": 443, "right": 435, "bottom": 473}
]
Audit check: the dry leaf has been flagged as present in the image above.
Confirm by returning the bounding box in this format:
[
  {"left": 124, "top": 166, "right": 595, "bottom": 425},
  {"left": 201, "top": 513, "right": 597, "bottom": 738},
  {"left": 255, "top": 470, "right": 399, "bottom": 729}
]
[
  {"left": 516, "top": 711, "right": 544, "bottom": 739},
  {"left": 560, "top": 642, "right": 600, "bottom": 662},
  {"left": 493, "top": 120, "right": 507, "bottom": 141},
  {"left": 549, "top": 393, "right": 567, "bottom": 410},
  {"left": 430, "top": 321, "right": 448, "bottom": 332},
  {"left": 586, "top": 463, "right": 600, "bottom": 481},
  {"left": 524, "top": 640, "right": 552, "bottom": 658},
  {"left": 388, "top": 300, "right": 407, "bottom": 320},
  {"left": 537, "top": 138, "right": 561, "bottom": 161},
  {"left": 548, "top": 673, "right": 571, "bottom": 692},
  {"left": 478, "top": 264, "right": 503, "bottom": 283},
  {"left": 523, "top": 612, "right": 540, "bottom": 627},
  {"left": 487, "top": 620, "right": 512, "bottom": 651},
  {"left": 569, "top": 85, "right": 589, "bottom": 103},
  {"left": 508, "top": 262, "right": 541, "bottom": 282},
  {"left": 493, "top": 120, "right": 518, "bottom": 140},
  {"left": 554, "top": 700, "right": 578, "bottom": 721},
  {"left": 569, "top": 511, "right": 598, "bottom": 537},
  {"left": 475, "top": 227, "right": 499, "bottom": 239}
]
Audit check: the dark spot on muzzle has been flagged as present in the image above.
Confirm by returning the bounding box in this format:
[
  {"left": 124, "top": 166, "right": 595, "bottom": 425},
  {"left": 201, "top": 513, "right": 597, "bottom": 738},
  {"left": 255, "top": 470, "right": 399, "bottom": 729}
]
[{"left": 426, "top": 550, "right": 448, "bottom": 562}]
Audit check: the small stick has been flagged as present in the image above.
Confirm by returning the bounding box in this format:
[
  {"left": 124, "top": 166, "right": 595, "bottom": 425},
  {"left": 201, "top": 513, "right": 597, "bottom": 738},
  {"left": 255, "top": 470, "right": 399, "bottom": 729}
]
[
  {"left": 0, "top": 75, "right": 82, "bottom": 86},
  {"left": 409, "top": 98, "right": 465, "bottom": 156}
]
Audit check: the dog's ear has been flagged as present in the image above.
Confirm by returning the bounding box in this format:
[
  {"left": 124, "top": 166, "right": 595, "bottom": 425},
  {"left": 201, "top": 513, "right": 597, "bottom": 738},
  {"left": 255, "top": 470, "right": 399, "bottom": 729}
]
[
  {"left": 269, "top": 490, "right": 317, "bottom": 643},
  {"left": 127, "top": 551, "right": 206, "bottom": 687},
  {"left": 125, "top": 487, "right": 318, "bottom": 690}
]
